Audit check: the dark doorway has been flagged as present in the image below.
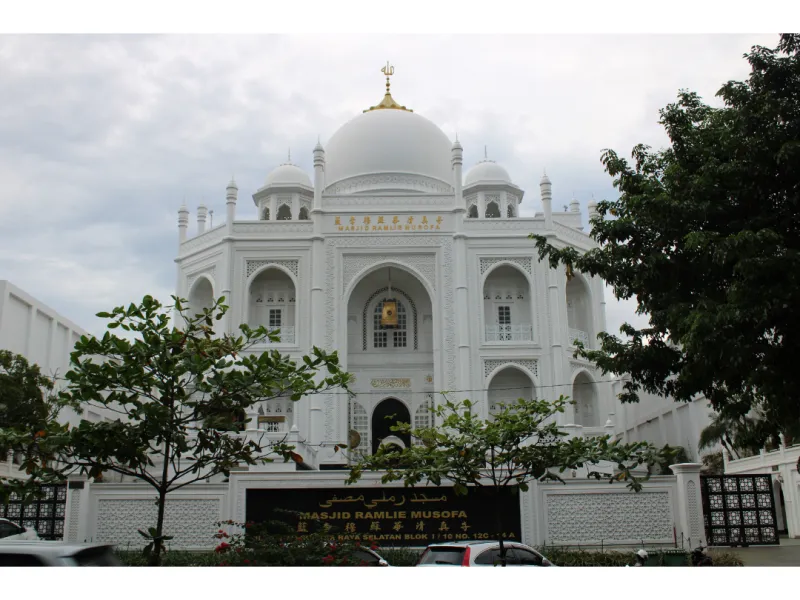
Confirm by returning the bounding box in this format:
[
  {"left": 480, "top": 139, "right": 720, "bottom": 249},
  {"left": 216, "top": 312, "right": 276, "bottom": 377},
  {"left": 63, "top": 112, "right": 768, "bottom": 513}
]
[{"left": 371, "top": 397, "right": 411, "bottom": 455}]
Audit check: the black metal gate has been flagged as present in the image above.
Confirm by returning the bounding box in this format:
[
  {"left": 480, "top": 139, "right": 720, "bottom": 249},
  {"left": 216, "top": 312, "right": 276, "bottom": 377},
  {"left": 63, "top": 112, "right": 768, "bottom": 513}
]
[
  {"left": 700, "top": 475, "right": 779, "bottom": 547},
  {"left": 1, "top": 483, "right": 67, "bottom": 540}
]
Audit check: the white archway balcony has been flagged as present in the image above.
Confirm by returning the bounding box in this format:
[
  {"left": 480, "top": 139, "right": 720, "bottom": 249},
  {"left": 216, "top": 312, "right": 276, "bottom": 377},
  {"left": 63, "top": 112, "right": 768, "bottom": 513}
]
[
  {"left": 482, "top": 265, "right": 533, "bottom": 344},
  {"left": 248, "top": 268, "right": 297, "bottom": 346}
]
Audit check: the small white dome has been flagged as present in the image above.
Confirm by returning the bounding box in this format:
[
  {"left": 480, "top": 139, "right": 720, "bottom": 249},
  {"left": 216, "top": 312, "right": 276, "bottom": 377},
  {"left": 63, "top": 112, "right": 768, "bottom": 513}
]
[
  {"left": 324, "top": 109, "right": 453, "bottom": 191},
  {"left": 264, "top": 163, "right": 312, "bottom": 188},
  {"left": 464, "top": 160, "right": 512, "bottom": 186}
]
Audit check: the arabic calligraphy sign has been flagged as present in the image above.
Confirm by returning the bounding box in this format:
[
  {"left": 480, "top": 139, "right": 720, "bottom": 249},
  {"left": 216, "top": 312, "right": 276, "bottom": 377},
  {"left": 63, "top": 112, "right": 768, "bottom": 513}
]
[{"left": 246, "top": 486, "right": 522, "bottom": 547}]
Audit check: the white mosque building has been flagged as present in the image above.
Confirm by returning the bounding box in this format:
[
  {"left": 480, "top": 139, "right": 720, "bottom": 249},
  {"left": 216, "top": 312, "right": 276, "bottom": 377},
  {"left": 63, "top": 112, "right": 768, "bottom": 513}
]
[{"left": 177, "top": 66, "right": 614, "bottom": 469}]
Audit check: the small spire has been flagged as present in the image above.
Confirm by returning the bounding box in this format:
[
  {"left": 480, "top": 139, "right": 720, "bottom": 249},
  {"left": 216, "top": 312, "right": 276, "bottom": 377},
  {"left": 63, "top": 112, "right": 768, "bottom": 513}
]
[
  {"left": 363, "top": 61, "right": 412, "bottom": 113},
  {"left": 288, "top": 147, "right": 291, "bottom": 163},
  {"left": 484, "top": 145, "right": 488, "bottom": 160}
]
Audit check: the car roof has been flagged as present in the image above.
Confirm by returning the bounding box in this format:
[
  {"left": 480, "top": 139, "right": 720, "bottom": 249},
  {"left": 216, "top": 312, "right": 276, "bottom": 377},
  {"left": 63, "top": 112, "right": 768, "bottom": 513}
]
[
  {"left": 425, "top": 541, "right": 528, "bottom": 549},
  {"left": 0, "top": 541, "right": 114, "bottom": 556}
]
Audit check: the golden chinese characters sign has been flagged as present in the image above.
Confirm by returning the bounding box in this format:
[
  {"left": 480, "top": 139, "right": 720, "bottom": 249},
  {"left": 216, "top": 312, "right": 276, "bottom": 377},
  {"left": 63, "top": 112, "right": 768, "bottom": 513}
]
[
  {"left": 245, "top": 487, "right": 522, "bottom": 546},
  {"left": 334, "top": 215, "right": 444, "bottom": 233}
]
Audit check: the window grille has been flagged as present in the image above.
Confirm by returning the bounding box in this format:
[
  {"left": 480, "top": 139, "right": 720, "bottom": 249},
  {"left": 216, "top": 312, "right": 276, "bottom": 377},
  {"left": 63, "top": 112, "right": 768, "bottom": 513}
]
[
  {"left": 373, "top": 300, "right": 407, "bottom": 349},
  {"left": 269, "top": 309, "right": 282, "bottom": 328}
]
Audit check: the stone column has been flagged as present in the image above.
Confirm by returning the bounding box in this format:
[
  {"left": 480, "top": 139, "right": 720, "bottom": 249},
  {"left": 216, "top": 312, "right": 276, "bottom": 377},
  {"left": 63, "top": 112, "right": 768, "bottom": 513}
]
[{"left": 670, "top": 463, "right": 705, "bottom": 548}]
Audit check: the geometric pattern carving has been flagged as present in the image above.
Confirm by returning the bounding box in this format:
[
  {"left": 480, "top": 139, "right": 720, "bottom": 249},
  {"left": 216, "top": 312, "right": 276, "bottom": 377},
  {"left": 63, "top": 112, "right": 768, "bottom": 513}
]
[
  {"left": 95, "top": 498, "right": 222, "bottom": 549},
  {"left": 480, "top": 256, "right": 532, "bottom": 276},
  {"left": 484, "top": 359, "right": 538, "bottom": 380},
  {"left": 700, "top": 475, "right": 779, "bottom": 546},
  {"left": 246, "top": 259, "right": 299, "bottom": 279},
  {"left": 343, "top": 253, "right": 436, "bottom": 294},
  {"left": 67, "top": 488, "right": 81, "bottom": 542},
  {"left": 233, "top": 222, "right": 314, "bottom": 234},
  {"left": 687, "top": 480, "right": 701, "bottom": 542},
  {"left": 325, "top": 195, "right": 454, "bottom": 207},
  {"left": 370, "top": 378, "right": 412, "bottom": 389},
  {"left": 546, "top": 492, "right": 673, "bottom": 542},
  {"left": 180, "top": 223, "right": 226, "bottom": 255}
]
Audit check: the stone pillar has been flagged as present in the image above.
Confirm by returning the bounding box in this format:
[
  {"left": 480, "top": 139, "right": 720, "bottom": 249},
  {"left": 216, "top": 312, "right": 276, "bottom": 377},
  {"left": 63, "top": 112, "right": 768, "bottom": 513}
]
[
  {"left": 670, "top": 463, "right": 705, "bottom": 548},
  {"left": 309, "top": 142, "right": 328, "bottom": 449},
  {"left": 269, "top": 195, "right": 277, "bottom": 222},
  {"left": 546, "top": 262, "right": 570, "bottom": 422},
  {"left": 292, "top": 193, "right": 300, "bottom": 220},
  {"left": 452, "top": 141, "right": 470, "bottom": 400},
  {"left": 226, "top": 179, "right": 237, "bottom": 232}
]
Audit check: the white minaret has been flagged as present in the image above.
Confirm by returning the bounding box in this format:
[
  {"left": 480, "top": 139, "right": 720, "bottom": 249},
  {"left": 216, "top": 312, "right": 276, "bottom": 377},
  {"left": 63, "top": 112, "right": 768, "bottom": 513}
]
[
  {"left": 178, "top": 203, "right": 189, "bottom": 244},
  {"left": 451, "top": 139, "right": 463, "bottom": 210},
  {"left": 197, "top": 204, "right": 208, "bottom": 234},
  {"left": 587, "top": 197, "right": 599, "bottom": 230},
  {"left": 313, "top": 140, "right": 325, "bottom": 214},
  {"left": 226, "top": 178, "right": 238, "bottom": 232},
  {"left": 569, "top": 196, "right": 580, "bottom": 213},
  {"left": 540, "top": 171, "right": 553, "bottom": 228}
]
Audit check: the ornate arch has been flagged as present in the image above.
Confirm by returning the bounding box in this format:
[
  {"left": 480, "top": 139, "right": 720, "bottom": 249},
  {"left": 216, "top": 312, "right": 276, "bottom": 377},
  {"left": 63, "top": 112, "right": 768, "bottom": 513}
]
[
  {"left": 484, "top": 359, "right": 539, "bottom": 386},
  {"left": 362, "top": 287, "right": 418, "bottom": 351},
  {"left": 187, "top": 271, "right": 216, "bottom": 297},
  {"left": 343, "top": 255, "right": 436, "bottom": 298},
  {"left": 246, "top": 259, "right": 299, "bottom": 283},
  {"left": 480, "top": 257, "right": 533, "bottom": 280}
]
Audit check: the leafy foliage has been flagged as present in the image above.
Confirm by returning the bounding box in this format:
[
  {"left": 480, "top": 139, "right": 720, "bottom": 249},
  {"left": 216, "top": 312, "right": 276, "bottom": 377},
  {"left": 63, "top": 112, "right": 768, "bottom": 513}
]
[
  {"left": 347, "top": 395, "right": 676, "bottom": 566},
  {"left": 0, "top": 294, "right": 351, "bottom": 564},
  {"left": 700, "top": 451, "right": 725, "bottom": 475},
  {"left": 531, "top": 35, "right": 800, "bottom": 440}
]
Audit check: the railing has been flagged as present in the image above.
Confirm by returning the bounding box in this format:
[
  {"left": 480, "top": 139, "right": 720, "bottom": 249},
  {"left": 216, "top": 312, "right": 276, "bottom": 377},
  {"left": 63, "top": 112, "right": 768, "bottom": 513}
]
[
  {"left": 257, "top": 416, "right": 286, "bottom": 433},
  {"left": 568, "top": 328, "right": 589, "bottom": 346},
  {"left": 485, "top": 324, "right": 533, "bottom": 342},
  {"left": 265, "top": 326, "right": 295, "bottom": 344}
]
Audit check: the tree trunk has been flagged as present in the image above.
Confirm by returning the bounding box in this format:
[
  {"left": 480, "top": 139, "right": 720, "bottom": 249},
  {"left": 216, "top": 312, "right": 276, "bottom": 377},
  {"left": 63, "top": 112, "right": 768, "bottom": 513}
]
[
  {"left": 149, "top": 486, "right": 168, "bottom": 566},
  {"left": 493, "top": 488, "right": 507, "bottom": 567}
]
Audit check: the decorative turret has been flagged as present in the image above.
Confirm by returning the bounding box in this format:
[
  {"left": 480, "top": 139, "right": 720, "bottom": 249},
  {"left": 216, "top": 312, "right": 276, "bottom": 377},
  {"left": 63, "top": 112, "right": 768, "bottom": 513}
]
[
  {"left": 452, "top": 139, "right": 463, "bottom": 210},
  {"left": 587, "top": 197, "right": 598, "bottom": 219},
  {"left": 313, "top": 140, "right": 325, "bottom": 212},
  {"left": 197, "top": 204, "right": 208, "bottom": 234},
  {"left": 540, "top": 171, "right": 552, "bottom": 227},
  {"left": 569, "top": 196, "right": 580, "bottom": 213},
  {"left": 178, "top": 203, "right": 189, "bottom": 244},
  {"left": 226, "top": 177, "right": 238, "bottom": 231}
]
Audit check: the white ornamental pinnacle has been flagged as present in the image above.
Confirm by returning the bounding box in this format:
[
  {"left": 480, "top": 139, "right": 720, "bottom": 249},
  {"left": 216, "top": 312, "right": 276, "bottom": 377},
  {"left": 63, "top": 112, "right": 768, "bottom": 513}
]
[
  {"left": 451, "top": 139, "right": 463, "bottom": 166},
  {"left": 197, "top": 204, "right": 208, "bottom": 234},
  {"left": 178, "top": 203, "right": 189, "bottom": 243},
  {"left": 570, "top": 197, "right": 580, "bottom": 213},
  {"left": 587, "top": 197, "right": 598, "bottom": 218},
  {"left": 226, "top": 177, "right": 238, "bottom": 202},
  {"left": 313, "top": 140, "right": 325, "bottom": 168}
]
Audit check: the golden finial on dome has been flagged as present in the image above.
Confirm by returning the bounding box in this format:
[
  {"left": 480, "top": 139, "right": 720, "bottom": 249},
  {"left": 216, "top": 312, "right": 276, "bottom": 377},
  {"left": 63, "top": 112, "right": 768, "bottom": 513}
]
[{"left": 364, "top": 61, "right": 413, "bottom": 113}]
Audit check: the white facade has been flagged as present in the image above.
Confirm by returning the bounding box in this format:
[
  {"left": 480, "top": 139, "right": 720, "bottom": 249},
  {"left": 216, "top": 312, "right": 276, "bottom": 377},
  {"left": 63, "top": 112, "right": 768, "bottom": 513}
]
[{"left": 175, "top": 80, "right": 616, "bottom": 468}]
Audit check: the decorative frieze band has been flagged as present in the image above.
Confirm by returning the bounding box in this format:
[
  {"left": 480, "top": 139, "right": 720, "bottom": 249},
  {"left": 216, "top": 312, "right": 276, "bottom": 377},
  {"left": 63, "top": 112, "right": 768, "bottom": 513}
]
[
  {"left": 480, "top": 256, "right": 532, "bottom": 276},
  {"left": 370, "top": 378, "right": 412, "bottom": 389}
]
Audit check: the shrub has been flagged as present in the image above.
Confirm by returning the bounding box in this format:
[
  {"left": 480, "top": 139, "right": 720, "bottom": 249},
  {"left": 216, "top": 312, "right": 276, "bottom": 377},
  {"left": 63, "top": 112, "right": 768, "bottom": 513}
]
[
  {"left": 707, "top": 551, "right": 744, "bottom": 566},
  {"left": 381, "top": 547, "right": 423, "bottom": 566}
]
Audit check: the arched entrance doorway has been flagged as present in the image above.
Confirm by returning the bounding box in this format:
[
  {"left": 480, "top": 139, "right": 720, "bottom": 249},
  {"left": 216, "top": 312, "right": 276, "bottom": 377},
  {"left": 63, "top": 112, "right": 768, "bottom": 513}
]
[
  {"left": 371, "top": 398, "right": 411, "bottom": 455},
  {"left": 345, "top": 264, "right": 434, "bottom": 459}
]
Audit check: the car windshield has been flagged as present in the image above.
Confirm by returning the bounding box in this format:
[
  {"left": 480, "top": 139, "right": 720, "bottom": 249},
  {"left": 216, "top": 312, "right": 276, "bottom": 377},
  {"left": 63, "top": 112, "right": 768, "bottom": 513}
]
[{"left": 418, "top": 547, "right": 465, "bottom": 565}]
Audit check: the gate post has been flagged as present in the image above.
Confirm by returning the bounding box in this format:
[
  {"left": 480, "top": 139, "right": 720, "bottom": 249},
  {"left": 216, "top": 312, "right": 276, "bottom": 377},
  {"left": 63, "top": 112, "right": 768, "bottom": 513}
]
[{"left": 669, "top": 463, "right": 704, "bottom": 548}]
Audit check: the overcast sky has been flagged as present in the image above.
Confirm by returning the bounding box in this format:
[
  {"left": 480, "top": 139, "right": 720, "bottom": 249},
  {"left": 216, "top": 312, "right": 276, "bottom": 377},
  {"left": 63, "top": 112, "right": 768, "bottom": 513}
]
[{"left": 0, "top": 33, "right": 779, "bottom": 337}]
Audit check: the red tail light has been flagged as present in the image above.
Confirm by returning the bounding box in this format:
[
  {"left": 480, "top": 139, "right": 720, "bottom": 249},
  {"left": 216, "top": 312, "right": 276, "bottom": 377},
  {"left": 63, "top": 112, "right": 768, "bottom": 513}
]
[{"left": 461, "top": 547, "right": 471, "bottom": 566}]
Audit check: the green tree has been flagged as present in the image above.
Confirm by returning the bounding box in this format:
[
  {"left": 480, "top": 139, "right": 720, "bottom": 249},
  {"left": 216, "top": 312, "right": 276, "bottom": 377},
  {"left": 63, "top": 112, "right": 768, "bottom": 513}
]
[
  {"left": 0, "top": 351, "right": 77, "bottom": 497},
  {"left": 346, "top": 395, "right": 674, "bottom": 566},
  {"left": 0, "top": 294, "right": 351, "bottom": 565},
  {"left": 531, "top": 34, "right": 800, "bottom": 439}
]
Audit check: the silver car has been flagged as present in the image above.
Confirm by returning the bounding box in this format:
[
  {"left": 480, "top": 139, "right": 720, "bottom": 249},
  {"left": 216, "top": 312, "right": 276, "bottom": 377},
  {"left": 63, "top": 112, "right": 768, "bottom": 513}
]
[
  {"left": 0, "top": 541, "right": 120, "bottom": 566},
  {"left": 416, "top": 540, "right": 555, "bottom": 567}
]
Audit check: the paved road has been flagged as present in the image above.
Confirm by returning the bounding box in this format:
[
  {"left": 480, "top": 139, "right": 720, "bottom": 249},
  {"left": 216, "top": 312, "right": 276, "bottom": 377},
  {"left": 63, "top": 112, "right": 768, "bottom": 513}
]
[{"left": 722, "top": 537, "right": 800, "bottom": 566}]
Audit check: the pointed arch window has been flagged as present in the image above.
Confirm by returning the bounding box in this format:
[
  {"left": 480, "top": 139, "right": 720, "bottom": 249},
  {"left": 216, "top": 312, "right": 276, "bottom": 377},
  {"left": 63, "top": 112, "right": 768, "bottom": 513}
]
[{"left": 468, "top": 204, "right": 478, "bottom": 219}]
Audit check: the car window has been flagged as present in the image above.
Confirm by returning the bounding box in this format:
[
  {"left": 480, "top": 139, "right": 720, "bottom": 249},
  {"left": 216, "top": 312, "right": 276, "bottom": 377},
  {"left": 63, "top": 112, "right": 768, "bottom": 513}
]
[
  {"left": 510, "top": 548, "right": 544, "bottom": 566},
  {"left": 474, "top": 547, "right": 517, "bottom": 566},
  {"left": 352, "top": 549, "right": 380, "bottom": 566},
  {"left": 69, "top": 546, "right": 121, "bottom": 566},
  {"left": 0, "top": 521, "right": 24, "bottom": 539},
  {"left": 0, "top": 553, "right": 47, "bottom": 566},
  {"left": 418, "top": 547, "right": 465, "bottom": 565}
]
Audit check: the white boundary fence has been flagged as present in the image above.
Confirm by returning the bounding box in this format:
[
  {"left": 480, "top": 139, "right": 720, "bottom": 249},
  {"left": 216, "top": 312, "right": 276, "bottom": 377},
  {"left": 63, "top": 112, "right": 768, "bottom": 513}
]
[{"left": 59, "top": 463, "right": 705, "bottom": 551}]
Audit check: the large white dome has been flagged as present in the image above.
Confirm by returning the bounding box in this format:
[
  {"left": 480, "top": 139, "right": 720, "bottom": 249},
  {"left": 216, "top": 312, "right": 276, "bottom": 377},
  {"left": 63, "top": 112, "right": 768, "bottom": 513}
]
[{"left": 324, "top": 109, "right": 454, "bottom": 192}]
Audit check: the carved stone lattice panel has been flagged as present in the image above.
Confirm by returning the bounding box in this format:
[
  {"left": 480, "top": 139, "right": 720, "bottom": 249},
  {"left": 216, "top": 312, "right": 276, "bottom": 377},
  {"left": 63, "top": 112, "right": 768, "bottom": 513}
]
[
  {"left": 570, "top": 361, "right": 596, "bottom": 375},
  {"left": 95, "top": 498, "right": 221, "bottom": 549},
  {"left": 687, "top": 480, "right": 701, "bottom": 540},
  {"left": 546, "top": 492, "right": 673, "bottom": 542},
  {"left": 67, "top": 488, "right": 81, "bottom": 542},
  {"left": 233, "top": 222, "right": 314, "bottom": 234},
  {"left": 484, "top": 359, "right": 539, "bottom": 380},
  {"left": 343, "top": 253, "right": 436, "bottom": 294},
  {"left": 246, "top": 259, "right": 299, "bottom": 279},
  {"left": 480, "top": 256, "right": 532, "bottom": 276},
  {"left": 371, "top": 378, "right": 411, "bottom": 389},
  {"left": 463, "top": 219, "right": 546, "bottom": 232},
  {"left": 326, "top": 174, "right": 453, "bottom": 195}
]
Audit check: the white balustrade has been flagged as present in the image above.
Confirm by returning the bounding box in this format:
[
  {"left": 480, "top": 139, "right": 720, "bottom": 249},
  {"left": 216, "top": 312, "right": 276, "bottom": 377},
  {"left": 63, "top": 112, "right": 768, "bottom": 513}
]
[
  {"left": 265, "top": 326, "right": 295, "bottom": 344},
  {"left": 485, "top": 324, "right": 533, "bottom": 342}
]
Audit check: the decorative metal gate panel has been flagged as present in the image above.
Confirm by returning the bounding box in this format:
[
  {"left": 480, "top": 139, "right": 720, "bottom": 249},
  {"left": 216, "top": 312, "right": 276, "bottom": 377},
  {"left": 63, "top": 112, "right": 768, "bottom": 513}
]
[
  {"left": 1, "top": 483, "right": 67, "bottom": 540},
  {"left": 700, "top": 475, "right": 779, "bottom": 546}
]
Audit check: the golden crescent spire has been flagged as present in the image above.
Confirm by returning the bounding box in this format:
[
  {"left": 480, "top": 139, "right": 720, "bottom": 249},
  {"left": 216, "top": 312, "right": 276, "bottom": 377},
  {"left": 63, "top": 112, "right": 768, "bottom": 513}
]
[{"left": 364, "top": 61, "right": 413, "bottom": 113}]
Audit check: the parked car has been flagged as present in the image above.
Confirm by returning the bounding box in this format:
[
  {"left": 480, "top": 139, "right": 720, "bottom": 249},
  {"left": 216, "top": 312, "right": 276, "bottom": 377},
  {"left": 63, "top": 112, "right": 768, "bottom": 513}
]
[
  {"left": 0, "top": 518, "right": 39, "bottom": 541},
  {"left": 350, "top": 546, "right": 390, "bottom": 566},
  {"left": 416, "top": 541, "right": 555, "bottom": 567},
  {"left": 0, "top": 542, "right": 120, "bottom": 566}
]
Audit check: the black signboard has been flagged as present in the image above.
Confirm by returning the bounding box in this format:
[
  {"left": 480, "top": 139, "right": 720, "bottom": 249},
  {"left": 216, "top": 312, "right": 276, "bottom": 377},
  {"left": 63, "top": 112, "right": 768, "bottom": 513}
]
[{"left": 246, "top": 486, "right": 522, "bottom": 547}]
